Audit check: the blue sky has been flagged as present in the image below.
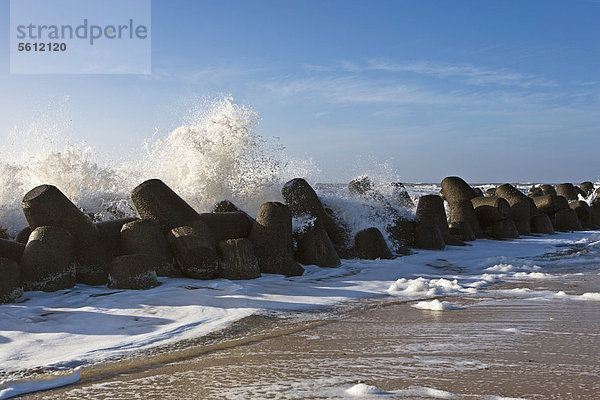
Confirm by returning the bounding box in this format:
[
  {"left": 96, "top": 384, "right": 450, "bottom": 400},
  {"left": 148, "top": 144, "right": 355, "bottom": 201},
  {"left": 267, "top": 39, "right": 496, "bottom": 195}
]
[{"left": 1, "top": 0, "right": 599, "bottom": 183}]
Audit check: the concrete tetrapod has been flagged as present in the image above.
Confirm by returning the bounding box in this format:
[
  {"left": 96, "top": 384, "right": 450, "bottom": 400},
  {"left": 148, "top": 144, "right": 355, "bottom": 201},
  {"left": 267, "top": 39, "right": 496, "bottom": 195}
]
[
  {"left": 533, "top": 194, "right": 569, "bottom": 216},
  {"left": 556, "top": 183, "right": 579, "bottom": 201},
  {"left": 20, "top": 226, "right": 76, "bottom": 292},
  {"left": 167, "top": 220, "right": 219, "bottom": 280},
  {"left": 553, "top": 209, "right": 583, "bottom": 232},
  {"left": 22, "top": 184, "right": 109, "bottom": 285},
  {"left": 528, "top": 186, "right": 544, "bottom": 197},
  {"left": 217, "top": 238, "right": 261, "bottom": 280},
  {"left": 530, "top": 214, "right": 555, "bottom": 234},
  {"left": 495, "top": 184, "right": 532, "bottom": 236},
  {"left": 196, "top": 212, "right": 253, "bottom": 245},
  {"left": 95, "top": 217, "right": 137, "bottom": 261},
  {"left": 0, "top": 257, "right": 22, "bottom": 303},
  {"left": 249, "top": 202, "right": 304, "bottom": 277},
  {"left": 121, "top": 219, "right": 179, "bottom": 277},
  {"left": 282, "top": 178, "right": 346, "bottom": 254},
  {"left": 0, "top": 239, "right": 25, "bottom": 263},
  {"left": 296, "top": 228, "right": 341, "bottom": 267},
  {"left": 579, "top": 182, "right": 594, "bottom": 197},
  {"left": 471, "top": 197, "right": 510, "bottom": 227},
  {"left": 569, "top": 201, "right": 592, "bottom": 229},
  {"left": 440, "top": 176, "right": 478, "bottom": 204},
  {"left": 541, "top": 184, "right": 557, "bottom": 196},
  {"left": 15, "top": 226, "right": 31, "bottom": 244},
  {"left": 448, "top": 199, "right": 484, "bottom": 239},
  {"left": 352, "top": 228, "right": 394, "bottom": 260},
  {"left": 491, "top": 219, "right": 520, "bottom": 240},
  {"left": 416, "top": 195, "right": 466, "bottom": 246},
  {"left": 108, "top": 254, "right": 160, "bottom": 290},
  {"left": 131, "top": 179, "right": 201, "bottom": 232},
  {"left": 591, "top": 198, "right": 600, "bottom": 227}
]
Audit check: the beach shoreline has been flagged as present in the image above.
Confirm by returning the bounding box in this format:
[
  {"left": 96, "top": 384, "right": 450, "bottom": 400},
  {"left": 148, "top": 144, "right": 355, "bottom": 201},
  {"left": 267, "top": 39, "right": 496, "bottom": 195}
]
[
  {"left": 2, "top": 227, "right": 599, "bottom": 399},
  {"left": 16, "top": 269, "right": 600, "bottom": 399}
]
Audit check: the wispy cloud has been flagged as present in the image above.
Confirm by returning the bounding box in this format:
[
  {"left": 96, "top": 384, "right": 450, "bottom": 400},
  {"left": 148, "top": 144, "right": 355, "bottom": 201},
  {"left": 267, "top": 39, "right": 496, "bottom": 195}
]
[
  {"left": 262, "top": 74, "right": 571, "bottom": 111},
  {"left": 303, "top": 59, "right": 558, "bottom": 88},
  {"left": 301, "top": 63, "right": 336, "bottom": 73},
  {"left": 575, "top": 80, "right": 599, "bottom": 87},
  {"left": 143, "top": 65, "right": 266, "bottom": 84},
  {"left": 260, "top": 70, "right": 600, "bottom": 137},
  {"left": 263, "top": 76, "right": 459, "bottom": 105}
]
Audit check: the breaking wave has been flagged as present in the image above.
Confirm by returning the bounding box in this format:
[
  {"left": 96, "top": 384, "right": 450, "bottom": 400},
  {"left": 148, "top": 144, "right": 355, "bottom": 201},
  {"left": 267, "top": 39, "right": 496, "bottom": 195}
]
[{"left": 0, "top": 96, "right": 321, "bottom": 236}]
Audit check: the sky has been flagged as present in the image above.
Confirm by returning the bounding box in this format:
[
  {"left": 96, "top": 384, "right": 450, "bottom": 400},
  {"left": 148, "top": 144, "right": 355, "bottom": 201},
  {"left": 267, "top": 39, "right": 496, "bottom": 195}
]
[{"left": 1, "top": 0, "right": 599, "bottom": 183}]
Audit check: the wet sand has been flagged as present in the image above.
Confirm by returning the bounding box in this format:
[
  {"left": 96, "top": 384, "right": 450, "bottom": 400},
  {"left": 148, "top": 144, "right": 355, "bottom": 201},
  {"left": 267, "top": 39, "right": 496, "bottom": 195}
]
[{"left": 21, "top": 273, "right": 600, "bottom": 399}]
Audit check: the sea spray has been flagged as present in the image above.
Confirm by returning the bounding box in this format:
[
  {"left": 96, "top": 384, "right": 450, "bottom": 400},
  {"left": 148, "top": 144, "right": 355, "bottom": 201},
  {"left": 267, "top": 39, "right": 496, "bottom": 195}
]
[
  {"left": 0, "top": 143, "right": 132, "bottom": 236},
  {"left": 0, "top": 95, "right": 415, "bottom": 246},
  {"left": 316, "top": 178, "right": 416, "bottom": 250},
  {"left": 138, "top": 96, "right": 313, "bottom": 216},
  {"left": 0, "top": 96, "right": 320, "bottom": 236}
]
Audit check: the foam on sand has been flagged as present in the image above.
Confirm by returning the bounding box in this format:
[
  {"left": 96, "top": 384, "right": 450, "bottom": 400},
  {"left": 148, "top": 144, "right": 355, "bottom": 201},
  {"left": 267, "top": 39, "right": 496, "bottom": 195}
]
[
  {"left": 411, "top": 299, "right": 462, "bottom": 311},
  {"left": 581, "top": 292, "right": 600, "bottom": 300},
  {"left": 0, "top": 368, "right": 81, "bottom": 400},
  {"left": 3, "top": 226, "right": 594, "bottom": 388},
  {"left": 345, "top": 383, "right": 460, "bottom": 398},
  {"left": 387, "top": 277, "right": 476, "bottom": 296},
  {"left": 345, "top": 383, "right": 391, "bottom": 396},
  {"left": 397, "top": 387, "right": 460, "bottom": 398},
  {"left": 511, "top": 271, "right": 552, "bottom": 279},
  {"left": 496, "top": 288, "right": 600, "bottom": 301}
]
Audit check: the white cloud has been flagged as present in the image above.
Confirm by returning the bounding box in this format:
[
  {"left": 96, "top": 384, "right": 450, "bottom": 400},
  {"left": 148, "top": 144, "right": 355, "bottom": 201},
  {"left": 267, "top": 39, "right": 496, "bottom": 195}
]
[
  {"left": 144, "top": 65, "right": 266, "bottom": 84},
  {"left": 263, "top": 76, "right": 459, "bottom": 105},
  {"left": 304, "top": 59, "right": 558, "bottom": 88},
  {"left": 260, "top": 69, "right": 600, "bottom": 139},
  {"left": 302, "top": 63, "right": 336, "bottom": 72},
  {"left": 262, "top": 74, "right": 568, "bottom": 111}
]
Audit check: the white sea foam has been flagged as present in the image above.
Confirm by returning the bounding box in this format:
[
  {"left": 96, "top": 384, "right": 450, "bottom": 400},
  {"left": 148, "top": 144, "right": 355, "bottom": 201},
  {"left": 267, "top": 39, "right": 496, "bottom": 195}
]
[
  {"left": 411, "top": 299, "right": 462, "bottom": 311},
  {"left": 316, "top": 184, "right": 415, "bottom": 250},
  {"left": 485, "top": 264, "right": 516, "bottom": 273},
  {"left": 0, "top": 368, "right": 81, "bottom": 400},
  {"left": 394, "top": 386, "right": 460, "bottom": 398},
  {"left": 292, "top": 215, "right": 317, "bottom": 234},
  {"left": 343, "top": 383, "right": 526, "bottom": 399},
  {"left": 480, "top": 264, "right": 551, "bottom": 283},
  {"left": 345, "top": 383, "right": 391, "bottom": 396},
  {"left": 485, "top": 264, "right": 541, "bottom": 273},
  {"left": 581, "top": 292, "right": 600, "bottom": 300},
  {"left": 345, "top": 383, "right": 462, "bottom": 398},
  {"left": 512, "top": 272, "right": 552, "bottom": 279},
  {"left": 496, "top": 288, "right": 600, "bottom": 302},
  {"left": 500, "top": 327, "right": 522, "bottom": 334},
  {"left": 387, "top": 277, "right": 476, "bottom": 296}
]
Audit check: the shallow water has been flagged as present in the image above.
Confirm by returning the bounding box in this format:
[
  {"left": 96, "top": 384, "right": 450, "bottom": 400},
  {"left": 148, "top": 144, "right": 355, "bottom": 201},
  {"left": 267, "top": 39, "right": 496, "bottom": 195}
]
[
  {"left": 19, "top": 271, "right": 600, "bottom": 400},
  {"left": 7, "top": 236, "right": 600, "bottom": 399}
]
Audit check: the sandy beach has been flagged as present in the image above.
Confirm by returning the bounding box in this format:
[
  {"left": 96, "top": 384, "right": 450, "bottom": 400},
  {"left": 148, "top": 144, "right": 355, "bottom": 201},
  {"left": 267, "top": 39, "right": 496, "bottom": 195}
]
[{"left": 19, "top": 271, "right": 600, "bottom": 400}]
